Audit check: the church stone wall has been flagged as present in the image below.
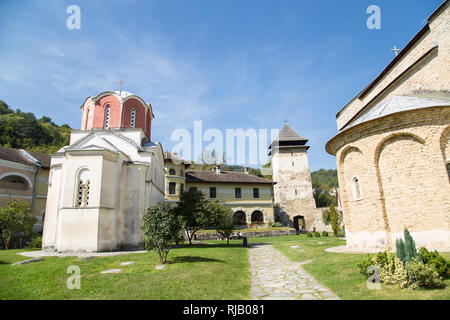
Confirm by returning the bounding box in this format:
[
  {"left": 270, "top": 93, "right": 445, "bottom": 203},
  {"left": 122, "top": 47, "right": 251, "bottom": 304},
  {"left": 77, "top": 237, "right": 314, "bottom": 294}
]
[
  {"left": 333, "top": 107, "right": 450, "bottom": 251},
  {"left": 337, "top": 3, "right": 449, "bottom": 131}
]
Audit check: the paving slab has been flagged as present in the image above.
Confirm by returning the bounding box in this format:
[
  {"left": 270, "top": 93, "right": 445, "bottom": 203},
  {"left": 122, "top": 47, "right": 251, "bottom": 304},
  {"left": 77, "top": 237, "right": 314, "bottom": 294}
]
[{"left": 248, "top": 244, "right": 340, "bottom": 300}]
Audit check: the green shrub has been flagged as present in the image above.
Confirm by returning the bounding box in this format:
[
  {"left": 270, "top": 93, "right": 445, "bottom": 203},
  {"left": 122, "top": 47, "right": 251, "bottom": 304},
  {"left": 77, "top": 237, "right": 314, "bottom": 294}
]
[
  {"left": 313, "top": 231, "right": 321, "bottom": 237},
  {"left": 357, "top": 255, "right": 374, "bottom": 278},
  {"left": 395, "top": 228, "right": 418, "bottom": 264},
  {"left": 272, "top": 222, "right": 282, "bottom": 228},
  {"left": 419, "top": 247, "right": 449, "bottom": 278},
  {"left": 406, "top": 257, "right": 442, "bottom": 289},
  {"left": 25, "top": 235, "right": 42, "bottom": 249},
  {"left": 357, "top": 251, "right": 390, "bottom": 279},
  {"left": 380, "top": 252, "right": 408, "bottom": 288},
  {"left": 306, "top": 232, "right": 313, "bottom": 238},
  {"left": 322, "top": 231, "right": 328, "bottom": 237}
]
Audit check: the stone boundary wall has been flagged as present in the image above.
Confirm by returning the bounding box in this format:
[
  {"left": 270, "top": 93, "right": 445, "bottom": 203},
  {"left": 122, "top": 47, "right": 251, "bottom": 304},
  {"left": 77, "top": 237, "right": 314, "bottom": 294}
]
[{"left": 194, "top": 229, "right": 296, "bottom": 240}]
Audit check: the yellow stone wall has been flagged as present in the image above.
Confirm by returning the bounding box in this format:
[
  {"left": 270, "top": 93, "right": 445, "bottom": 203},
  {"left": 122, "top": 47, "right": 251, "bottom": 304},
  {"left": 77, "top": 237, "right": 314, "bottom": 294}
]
[{"left": 331, "top": 107, "right": 450, "bottom": 250}]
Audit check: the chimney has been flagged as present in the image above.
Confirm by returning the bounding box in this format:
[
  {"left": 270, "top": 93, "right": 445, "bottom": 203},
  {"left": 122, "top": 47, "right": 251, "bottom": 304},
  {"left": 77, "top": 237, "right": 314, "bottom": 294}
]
[
  {"left": 215, "top": 165, "right": 221, "bottom": 175},
  {"left": 244, "top": 167, "right": 249, "bottom": 174}
]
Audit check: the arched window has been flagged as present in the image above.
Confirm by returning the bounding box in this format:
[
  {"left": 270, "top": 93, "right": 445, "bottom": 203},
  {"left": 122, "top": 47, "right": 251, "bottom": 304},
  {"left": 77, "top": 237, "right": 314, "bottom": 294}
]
[
  {"left": 352, "top": 176, "right": 362, "bottom": 200},
  {"left": 104, "top": 104, "right": 111, "bottom": 129},
  {"left": 130, "top": 108, "right": 136, "bottom": 128},
  {"left": 169, "top": 168, "right": 175, "bottom": 176},
  {"left": 447, "top": 163, "right": 450, "bottom": 183},
  {"left": 76, "top": 169, "right": 90, "bottom": 207},
  {"left": 0, "top": 174, "right": 30, "bottom": 191}
]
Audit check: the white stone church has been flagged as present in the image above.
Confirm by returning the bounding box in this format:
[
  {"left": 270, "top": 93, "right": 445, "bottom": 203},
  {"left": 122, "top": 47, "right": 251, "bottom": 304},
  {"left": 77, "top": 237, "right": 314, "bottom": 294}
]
[{"left": 42, "top": 91, "right": 165, "bottom": 252}]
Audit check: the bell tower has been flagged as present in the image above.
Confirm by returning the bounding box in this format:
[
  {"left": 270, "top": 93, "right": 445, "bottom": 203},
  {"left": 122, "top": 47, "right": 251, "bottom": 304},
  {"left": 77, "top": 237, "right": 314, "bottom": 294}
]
[{"left": 270, "top": 123, "right": 317, "bottom": 229}]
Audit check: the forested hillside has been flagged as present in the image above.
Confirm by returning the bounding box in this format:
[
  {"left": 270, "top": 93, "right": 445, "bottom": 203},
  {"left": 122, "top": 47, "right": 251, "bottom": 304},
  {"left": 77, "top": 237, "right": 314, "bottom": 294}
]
[{"left": 0, "top": 100, "right": 71, "bottom": 154}]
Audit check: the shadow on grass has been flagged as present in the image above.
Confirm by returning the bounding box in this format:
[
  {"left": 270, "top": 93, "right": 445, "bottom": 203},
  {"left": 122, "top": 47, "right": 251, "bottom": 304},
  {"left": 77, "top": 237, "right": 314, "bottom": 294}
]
[
  {"left": 184, "top": 243, "right": 246, "bottom": 249},
  {"left": 169, "top": 256, "right": 225, "bottom": 264}
]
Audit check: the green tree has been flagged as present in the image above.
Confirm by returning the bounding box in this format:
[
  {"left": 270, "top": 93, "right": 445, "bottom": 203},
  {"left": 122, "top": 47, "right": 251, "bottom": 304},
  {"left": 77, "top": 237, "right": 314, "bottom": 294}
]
[
  {"left": 205, "top": 200, "right": 235, "bottom": 245},
  {"left": 329, "top": 204, "right": 341, "bottom": 237},
  {"left": 0, "top": 200, "right": 36, "bottom": 250},
  {"left": 175, "top": 189, "right": 212, "bottom": 245},
  {"left": 142, "top": 202, "right": 184, "bottom": 264}
]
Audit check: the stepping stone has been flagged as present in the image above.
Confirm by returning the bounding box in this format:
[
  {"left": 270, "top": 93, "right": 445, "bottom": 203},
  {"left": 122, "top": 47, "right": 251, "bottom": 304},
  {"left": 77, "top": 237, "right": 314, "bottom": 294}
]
[
  {"left": 120, "top": 261, "right": 135, "bottom": 266},
  {"left": 290, "top": 245, "right": 300, "bottom": 249},
  {"left": 101, "top": 269, "right": 122, "bottom": 274},
  {"left": 12, "top": 258, "right": 44, "bottom": 265},
  {"left": 301, "top": 293, "right": 317, "bottom": 300},
  {"left": 155, "top": 265, "right": 166, "bottom": 270}
]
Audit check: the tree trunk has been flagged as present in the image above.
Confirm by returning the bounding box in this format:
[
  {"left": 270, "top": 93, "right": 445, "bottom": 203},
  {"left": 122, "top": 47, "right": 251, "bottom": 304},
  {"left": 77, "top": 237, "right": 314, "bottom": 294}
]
[
  {"left": 227, "top": 238, "right": 229, "bottom": 245},
  {"left": 4, "top": 235, "right": 11, "bottom": 250}
]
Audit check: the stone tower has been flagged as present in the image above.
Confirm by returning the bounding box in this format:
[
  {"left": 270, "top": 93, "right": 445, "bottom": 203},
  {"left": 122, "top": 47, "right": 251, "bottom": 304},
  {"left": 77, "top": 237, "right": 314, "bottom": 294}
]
[{"left": 270, "top": 123, "right": 317, "bottom": 230}]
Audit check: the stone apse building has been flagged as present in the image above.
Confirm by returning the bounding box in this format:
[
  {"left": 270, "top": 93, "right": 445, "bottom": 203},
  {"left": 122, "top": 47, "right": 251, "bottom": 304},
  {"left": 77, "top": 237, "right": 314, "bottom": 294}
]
[
  {"left": 326, "top": 1, "right": 450, "bottom": 251},
  {"left": 42, "top": 91, "right": 165, "bottom": 252}
]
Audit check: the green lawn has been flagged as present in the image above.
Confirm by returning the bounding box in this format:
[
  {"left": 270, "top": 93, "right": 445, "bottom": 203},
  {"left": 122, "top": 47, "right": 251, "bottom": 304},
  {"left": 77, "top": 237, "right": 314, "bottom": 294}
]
[
  {"left": 1, "top": 235, "right": 449, "bottom": 300},
  {"left": 0, "top": 244, "right": 249, "bottom": 300}
]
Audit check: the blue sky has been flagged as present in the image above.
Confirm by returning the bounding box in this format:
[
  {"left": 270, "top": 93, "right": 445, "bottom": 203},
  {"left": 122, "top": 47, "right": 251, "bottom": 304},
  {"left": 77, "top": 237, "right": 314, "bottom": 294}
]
[{"left": 0, "top": 0, "right": 443, "bottom": 170}]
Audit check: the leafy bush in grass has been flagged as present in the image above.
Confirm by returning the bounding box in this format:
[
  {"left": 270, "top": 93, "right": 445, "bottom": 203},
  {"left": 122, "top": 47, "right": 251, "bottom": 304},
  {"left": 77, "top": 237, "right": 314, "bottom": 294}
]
[
  {"left": 322, "top": 231, "right": 328, "bottom": 237},
  {"left": 419, "top": 247, "right": 449, "bottom": 278},
  {"left": 306, "top": 232, "right": 313, "bottom": 238},
  {"left": 272, "top": 222, "right": 282, "bottom": 228},
  {"left": 313, "top": 231, "right": 321, "bottom": 237},
  {"left": 358, "top": 251, "right": 389, "bottom": 278},
  {"left": 380, "top": 252, "right": 409, "bottom": 288},
  {"left": 25, "top": 235, "right": 42, "bottom": 249},
  {"left": 406, "top": 257, "right": 442, "bottom": 289}
]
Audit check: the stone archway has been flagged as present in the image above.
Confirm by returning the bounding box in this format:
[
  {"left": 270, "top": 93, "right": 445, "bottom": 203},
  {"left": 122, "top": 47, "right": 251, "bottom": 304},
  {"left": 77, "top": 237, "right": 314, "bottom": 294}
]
[
  {"left": 251, "top": 210, "right": 264, "bottom": 224},
  {"left": 293, "top": 215, "right": 305, "bottom": 231},
  {"left": 233, "top": 210, "right": 247, "bottom": 225}
]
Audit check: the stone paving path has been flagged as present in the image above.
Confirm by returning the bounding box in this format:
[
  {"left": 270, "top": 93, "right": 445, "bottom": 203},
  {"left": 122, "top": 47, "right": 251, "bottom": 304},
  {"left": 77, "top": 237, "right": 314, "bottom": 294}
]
[{"left": 249, "top": 244, "right": 340, "bottom": 300}]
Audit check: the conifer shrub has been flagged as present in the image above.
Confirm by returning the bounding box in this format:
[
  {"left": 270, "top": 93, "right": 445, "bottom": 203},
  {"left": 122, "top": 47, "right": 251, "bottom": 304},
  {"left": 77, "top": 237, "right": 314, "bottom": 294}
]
[
  {"left": 306, "top": 232, "right": 313, "bottom": 238},
  {"left": 395, "top": 228, "right": 418, "bottom": 264},
  {"left": 313, "top": 231, "right": 321, "bottom": 237}
]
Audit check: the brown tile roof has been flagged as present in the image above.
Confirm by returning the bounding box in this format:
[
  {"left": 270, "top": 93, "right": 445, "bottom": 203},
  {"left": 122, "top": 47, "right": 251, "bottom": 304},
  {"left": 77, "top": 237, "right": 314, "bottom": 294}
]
[
  {"left": 186, "top": 169, "right": 275, "bottom": 184},
  {"left": 0, "top": 147, "right": 51, "bottom": 168},
  {"left": 163, "top": 151, "right": 191, "bottom": 165},
  {"left": 274, "top": 123, "right": 308, "bottom": 142}
]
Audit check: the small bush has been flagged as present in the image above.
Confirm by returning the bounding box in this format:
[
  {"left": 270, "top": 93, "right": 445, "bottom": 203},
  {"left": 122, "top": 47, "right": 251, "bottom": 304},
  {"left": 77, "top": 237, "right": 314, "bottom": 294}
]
[
  {"left": 322, "top": 231, "right": 328, "bottom": 237},
  {"left": 380, "top": 252, "right": 408, "bottom": 289},
  {"left": 306, "top": 232, "right": 313, "bottom": 238},
  {"left": 419, "top": 247, "right": 449, "bottom": 278},
  {"left": 313, "top": 231, "right": 321, "bottom": 237},
  {"left": 406, "top": 257, "right": 442, "bottom": 289},
  {"left": 358, "top": 255, "right": 374, "bottom": 278},
  {"left": 25, "top": 235, "right": 42, "bottom": 249},
  {"left": 272, "top": 222, "right": 282, "bottom": 228}
]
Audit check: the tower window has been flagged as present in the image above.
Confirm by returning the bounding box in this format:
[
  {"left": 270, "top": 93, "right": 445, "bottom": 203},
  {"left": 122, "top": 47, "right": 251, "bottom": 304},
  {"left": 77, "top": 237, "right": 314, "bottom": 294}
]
[
  {"left": 253, "top": 188, "right": 259, "bottom": 198},
  {"left": 104, "top": 105, "right": 111, "bottom": 129},
  {"left": 130, "top": 108, "right": 136, "bottom": 128},
  {"left": 75, "top": 168, "right": 90, "bottom": 207},
  {"left": 169, "top": 182, "right": 176, "bottom": 195},
  {"left": 210, "top": 187, "right": 216, "bottom": 198}
]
